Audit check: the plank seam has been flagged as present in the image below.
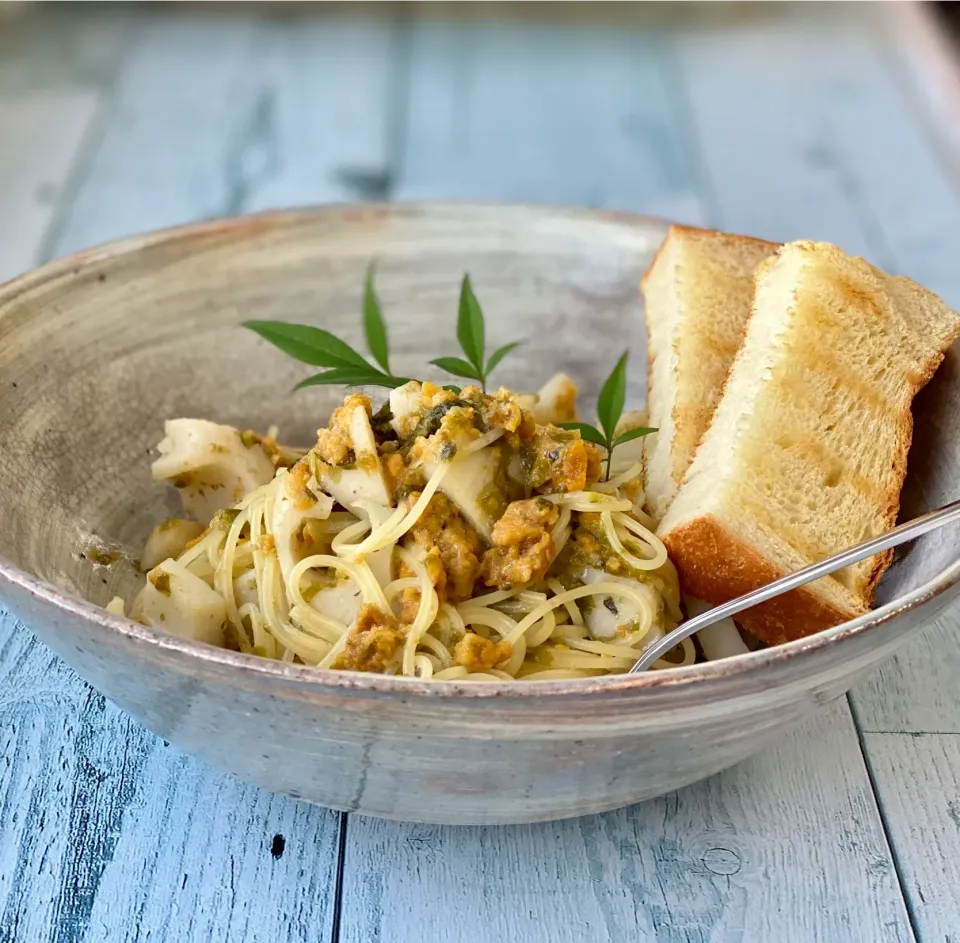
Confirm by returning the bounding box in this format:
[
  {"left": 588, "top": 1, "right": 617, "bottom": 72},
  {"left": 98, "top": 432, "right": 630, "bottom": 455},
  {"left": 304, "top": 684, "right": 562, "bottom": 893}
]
[
  {"left": 34, "top": 15, "right": 140, "bottom": 266},
  {"left": 328, "top": 812, "right": 349, "bottom": 943},
  {"left": 848, "top": 693, "right": 922, "bottom": 943},
  {"left": 383, "top": 9, "right": 413, "bottom": 199},
  {"left": 860, "top": 730, "right": 960, "bottom": 737}
]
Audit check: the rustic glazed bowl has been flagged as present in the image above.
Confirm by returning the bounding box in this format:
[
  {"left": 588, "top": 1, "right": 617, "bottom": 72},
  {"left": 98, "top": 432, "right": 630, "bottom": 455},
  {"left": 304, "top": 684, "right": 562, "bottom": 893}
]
[{"left": 0, "top": 203, "right": 958, "bottom": 825}]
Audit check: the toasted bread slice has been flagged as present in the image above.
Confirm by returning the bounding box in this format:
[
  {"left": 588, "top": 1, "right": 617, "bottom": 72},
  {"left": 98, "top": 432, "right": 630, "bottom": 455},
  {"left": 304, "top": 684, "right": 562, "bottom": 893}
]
[
  {"left": 658, "top": 240, "right": 960, "bottom": 646},
  {"left": 641, "top": 225, "right": 779, "bottom": 523}
]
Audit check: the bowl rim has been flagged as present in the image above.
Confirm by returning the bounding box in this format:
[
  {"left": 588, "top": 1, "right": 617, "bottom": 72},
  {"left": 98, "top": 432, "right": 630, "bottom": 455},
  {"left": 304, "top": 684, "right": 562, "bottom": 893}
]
[{"left": 1, "top": 199, "right": 957, "bottom": 701}]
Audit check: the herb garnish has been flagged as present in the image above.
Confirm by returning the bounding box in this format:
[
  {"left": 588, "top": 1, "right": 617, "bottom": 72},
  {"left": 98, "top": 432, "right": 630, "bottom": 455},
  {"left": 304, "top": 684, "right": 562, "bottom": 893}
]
[
  {"left": 244, "top": 264, "right": 412, "bottom": 390},
  {"left": 430, "top": 275, "right": 522, "bottom": 393},
  {"left": 559, "top": 351, "right": 656, "bottom": 480}
]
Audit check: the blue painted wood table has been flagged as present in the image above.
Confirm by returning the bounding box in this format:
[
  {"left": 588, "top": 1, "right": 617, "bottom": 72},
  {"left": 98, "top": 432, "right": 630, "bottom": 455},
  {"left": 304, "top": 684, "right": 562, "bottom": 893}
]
[{"left": 2, "top": 3, "right": 960, "bottom": 940}]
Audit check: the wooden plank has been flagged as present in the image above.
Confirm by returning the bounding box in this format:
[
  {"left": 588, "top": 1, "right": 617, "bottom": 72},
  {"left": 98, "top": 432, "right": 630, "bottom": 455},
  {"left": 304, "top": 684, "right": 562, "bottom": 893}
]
[
  {"left": 0, "top": 6, "right": 125, "bottom": 281},
  {"left": 0, "top": 611, "right": 342, "bottom": 943},
  {"left": 0, "top": 7, "right": 396, "bottom": 940},
  {"left": 0, "top": 93, "right": 101, "bottom": 283},
  {"left": 877, "top": 2, "right": 960, "bottom": 189},
  {"left": 240, "top": 16, "right": 395, "bottom": 212},
  {"left": 0, "top": 25, "right": 130, "bottom": 938},
  {"left": 339, "top": 703, "right": 913, "bottom": 943},
  {"left": 82, "top": 744, "right": 342, "bottom": 943},
  {"left": 394, "top": 19, "right": 706, "bottom": 225},
  {"left": 672, "top": 3, "right": 960, "bottom": 299},
  {"left": 852, "top": 611, "right": 960, "bottom": 735},
  {"left": 862, "top": 733, "right": 960, "bottom": 943},
  {"left": 55, "top": 9, "right": 395, "bottom": 255}
]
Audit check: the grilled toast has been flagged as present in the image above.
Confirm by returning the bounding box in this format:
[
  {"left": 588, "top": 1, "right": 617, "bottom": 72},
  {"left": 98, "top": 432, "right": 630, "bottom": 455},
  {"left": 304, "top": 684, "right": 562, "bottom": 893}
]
[
  {"left": 657, "top": 240, "right": 960, "bottom": 645},
  {"left": 641, "top": 225, "right": 779, "bottom": 523}
]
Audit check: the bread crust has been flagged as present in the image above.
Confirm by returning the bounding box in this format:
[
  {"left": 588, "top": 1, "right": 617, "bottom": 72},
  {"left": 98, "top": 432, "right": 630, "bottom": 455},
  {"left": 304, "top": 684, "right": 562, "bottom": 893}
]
[
  {"left": 662, "top": 514, "right": 867, "bottom": 646},
  {"left": 640, "top": 225, "right": 781, "bottom": 517},
  {"left": 639, "top": 224, "right": 779, "bottom": 292}
]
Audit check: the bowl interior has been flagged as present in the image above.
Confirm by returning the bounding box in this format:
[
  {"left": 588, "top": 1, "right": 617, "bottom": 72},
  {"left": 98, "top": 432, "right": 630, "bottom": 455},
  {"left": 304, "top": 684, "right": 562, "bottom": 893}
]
[{"left": 0, "top": 203, "right": 956, "bottom": 627}]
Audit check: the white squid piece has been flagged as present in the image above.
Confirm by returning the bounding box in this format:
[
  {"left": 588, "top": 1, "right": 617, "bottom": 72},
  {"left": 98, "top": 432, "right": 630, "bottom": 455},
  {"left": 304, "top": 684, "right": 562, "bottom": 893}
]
[
  {"left": 309, "top": 579, "right": 364, "bottom": 626},
  {"left": 581, "top": 567, "right": 662, "bottom": 641},
  {"left": 153, "top": 419, "right": 275, "bottom": 526},
  {"left": 132, "top": 558, "right": 226, "bottom": 646},
  {"left": 141, "top": 518, "right": 205, "bottom": 571},
  {"left": 427, "top": 445, "right": 502, "bottom": 542},
  {"left": 320, "top": 403, "right": 391, "bottom": 512},
  {"left": 272, "top": 468, "right": 335, "bottom": 590},
  {"left": 532, "top": 372, "right": 579, "bottom": 425},
  {"left": 388, "top": 381, "right": 425, "bottom": 439},
  {"left": 685, "top": 596, "right": 750, "bottom": 661}
]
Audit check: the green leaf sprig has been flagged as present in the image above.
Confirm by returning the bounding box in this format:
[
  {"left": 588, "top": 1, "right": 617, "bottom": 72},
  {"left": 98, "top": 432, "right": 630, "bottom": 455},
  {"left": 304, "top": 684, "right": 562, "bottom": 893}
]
[
  {"left": 245, "top": 267, "right": 522, "bottom": 393},
  {"left": 430, "top": 275, "right": 522, "bottom": 392},
  {"left": 244, "top": 263, "right": 412, "bottom": 390},
  {"left": 560, "top": 351, "right": 657, "bottom": 480}
]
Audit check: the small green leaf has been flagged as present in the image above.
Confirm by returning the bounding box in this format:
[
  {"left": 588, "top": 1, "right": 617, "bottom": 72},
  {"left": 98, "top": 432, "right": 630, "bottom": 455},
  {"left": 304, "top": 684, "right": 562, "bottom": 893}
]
[
  {"left": 558, "top": 422, "right": 609, "bottom": 448},
  {"left": 244, "top": 321, "right": 369, "bottom": 369},
  {"left": 363, "top": 264, "right": 390, "bottom": 374},
  {"left": 613, "top": 426, "right": 658, "bottom": 447},
  {"left": 596, "top": 351, "right": 629, "bottom": 441},
  {"left": 457, "top": 275, "right": 486, "bottom": 374},
  {"left": 485, "top": 341, "right": 522, "bottom": 376},
  {"left": 442, "top": 384, "right": 462, "bottom": 394},
  {"left": 295, "top": 368, "right": 411, "bottom": 391},
  {"left": 430, "top": 356, "right": 481, "bottom": 381}
]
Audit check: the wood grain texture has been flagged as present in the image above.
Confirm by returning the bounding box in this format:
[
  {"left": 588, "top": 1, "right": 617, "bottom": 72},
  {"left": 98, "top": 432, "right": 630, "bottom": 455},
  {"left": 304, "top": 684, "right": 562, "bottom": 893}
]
[
  {"left": 672, "top": 3, "right": 960, "bottom": 299},
  {"left": 0, "top": 7, "right": 125, "bottom": 282},
  {"left": 394, "top": 19, "right": 705, "bottom": 225},
  {"left": 395, "top": 14, "right": 704, "bottom": 417},
  {"left": 0, "top": 2, "right": 956, "bottom": 939},
  {"left": 0, "top": 7, "right": 398, "bottom": 941},
  {"left": 55, "top": 9, "right": 397, "bottom": 256},
  {"left": 339, "top": 703, "right": 913, "bottom": 943},
  {"left": 862, "top": 733, "right": 960, "bottom": 943},
  {"left": 0, "top": 610, "right": 342, "bottom": 943},
  {"left": 852, "top": 612, "right": 960, "bottom": 735},
  {"left": 0, "top": 95, "right": 101, "bottom": 283}
]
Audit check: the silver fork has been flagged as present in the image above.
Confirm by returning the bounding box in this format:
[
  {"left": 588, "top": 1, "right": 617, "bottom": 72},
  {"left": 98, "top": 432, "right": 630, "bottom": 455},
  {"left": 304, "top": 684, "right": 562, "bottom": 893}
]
[{"left": 629, "top": 498, "right": 960, "bottom": 673}]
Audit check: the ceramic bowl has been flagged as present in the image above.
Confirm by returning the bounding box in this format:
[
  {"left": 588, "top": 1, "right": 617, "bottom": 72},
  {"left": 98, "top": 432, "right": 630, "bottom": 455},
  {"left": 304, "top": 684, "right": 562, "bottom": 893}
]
[{"left": 0, "top": 203, "right": 958, "bottom": 825}]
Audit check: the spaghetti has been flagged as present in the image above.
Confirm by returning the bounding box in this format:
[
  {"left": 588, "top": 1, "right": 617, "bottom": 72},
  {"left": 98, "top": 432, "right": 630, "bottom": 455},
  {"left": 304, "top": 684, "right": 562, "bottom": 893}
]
[{"left": 125, "top": 379, "right": 689, "bottom": 680}]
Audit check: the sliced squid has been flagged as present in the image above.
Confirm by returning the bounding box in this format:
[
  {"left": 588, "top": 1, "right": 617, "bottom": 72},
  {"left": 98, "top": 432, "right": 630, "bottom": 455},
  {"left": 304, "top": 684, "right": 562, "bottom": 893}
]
[
  {"left": 388, "top": 381, "right": 425, "bottom": 438},
  {"left": 685, "top": 596, "right": 750, "bottom": 661},
  {"left": 141, "top": 518, "right": 205, "bottom": 571},
  {"left": 152, "top": 419, "right": 275, "bottom": 525},
  {"left": 232, "top": 570, "right": 260, "bottom": 608},
  {"left": 320, "top": 402, "right": 391, "bottom": 512},
  {"left": 309, "top": 579, "right": 364, "bottom": 626},
  {"left": 132, "top": 558, "right": 226, "bottom": 646},
  {"left": 427, "top": 445, "right": 502, "bottom": 542},
  {"left": 272, "top": 466, "right": 335, "bottom": 589},
  {"left": 532, "top": 372, "right": 578, "bottom": 425},
  {"left": 581, "top": 567, "right": 661, "bottom": 641}
]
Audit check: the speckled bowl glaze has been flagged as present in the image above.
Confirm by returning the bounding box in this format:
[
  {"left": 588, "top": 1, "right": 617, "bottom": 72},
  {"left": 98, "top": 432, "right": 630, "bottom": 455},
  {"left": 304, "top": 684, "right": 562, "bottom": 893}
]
[{"left": 0, "top": 203, "right": 958, "bottom": 825}]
